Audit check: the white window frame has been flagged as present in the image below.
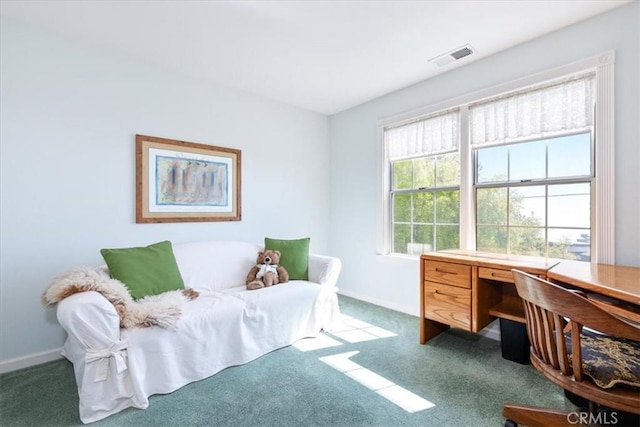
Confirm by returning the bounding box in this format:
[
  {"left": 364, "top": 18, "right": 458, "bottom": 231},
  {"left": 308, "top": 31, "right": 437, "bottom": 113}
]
[{"left": 378, "top": 51, "right": 615, "bottom": 263}]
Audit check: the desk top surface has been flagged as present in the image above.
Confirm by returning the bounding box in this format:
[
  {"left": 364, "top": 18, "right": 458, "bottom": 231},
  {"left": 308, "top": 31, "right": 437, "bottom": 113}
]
[
  {"left": 422, "top": 250, "right": 561, "bottom": 274},
  {"left": 547, "top": 261, "right": 640, "bottom": 305}
]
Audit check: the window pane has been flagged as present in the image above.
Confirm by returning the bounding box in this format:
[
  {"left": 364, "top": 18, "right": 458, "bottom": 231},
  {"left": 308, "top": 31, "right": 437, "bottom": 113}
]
[
  {"left": 436, "top": 225, "right": 459, "bottom": 251},
  {"left": 393, "top": 224, "right": 411, "bottom": 254},
  {"left": 413, "top": 192, "right": 434, "bottom": 223},
  {"left": 548, "top": 229, "right": 590, "bottom": 261},
  {"left": 414, "top": 157, "right": 435, "bottom": 188},
  {"left": 477, "top": 226, "right": 507, "bottom": 253},
  {"left": 509, "top": 140, "right": 546, "bottom": 181},
  {"left": 509, "top": 186, "right": 545, "bottom": 226},
  {"left": 476, "top": 145, "right": 508, "bottom": 183},
  {"left": 435, "top": 191, "right": 459, "bottom": 223},
  {"left": 508, "top": 227, "right": 545, "bottom": 257},
  {"left": 393, "top": 193, "right": 411, "bottom": 223},
  {"left": 476, "top": 187, "right": 507, "bottom": 225},
  {"left": 436, "top": 154, "right": 460, "bottom": 187},
  {"left": 548, "top": 133, "right": 591, "bottom": 178},
  {"left": 548, "top": 183, "right": 590, "bottom": 228},
  {"left": 413, "top": 225, "right": 434, "bottom": 252},
  {"left": 392, "top": 160, "right": 412, "bottom": 190}
]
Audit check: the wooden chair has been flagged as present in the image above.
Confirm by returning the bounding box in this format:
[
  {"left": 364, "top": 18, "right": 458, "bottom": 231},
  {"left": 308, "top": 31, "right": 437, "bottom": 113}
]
[{"left": 503, "top": 270, "right": 640, "bottom": 427}]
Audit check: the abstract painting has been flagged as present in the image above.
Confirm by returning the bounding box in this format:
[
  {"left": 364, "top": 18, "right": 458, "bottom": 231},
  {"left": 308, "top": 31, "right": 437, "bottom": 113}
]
[{"left": 136, "top": 135, "right": 241, "bottom": 222}]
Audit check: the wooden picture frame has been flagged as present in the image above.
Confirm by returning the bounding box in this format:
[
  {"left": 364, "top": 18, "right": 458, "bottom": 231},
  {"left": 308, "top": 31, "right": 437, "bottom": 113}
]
[{"left": 136, "top": 134, "right": 241, "bottom": 223}]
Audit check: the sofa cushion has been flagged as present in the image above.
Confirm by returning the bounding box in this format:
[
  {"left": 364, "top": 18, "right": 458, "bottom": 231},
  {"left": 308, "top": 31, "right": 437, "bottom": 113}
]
[
  {"left": 172, "top": 241, "right": 261, "bottom": 292},
  {"left": 100, "top": 240, "right": 184, "bottom": 300},
  {"left": 264, "top": 237, "right": 310, "bottom": 280}
]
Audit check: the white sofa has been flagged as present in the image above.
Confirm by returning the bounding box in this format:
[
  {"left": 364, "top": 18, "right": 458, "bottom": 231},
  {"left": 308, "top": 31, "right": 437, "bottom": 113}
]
[{"left": 56, "top": 240, "right": 342, "bottom": 424}]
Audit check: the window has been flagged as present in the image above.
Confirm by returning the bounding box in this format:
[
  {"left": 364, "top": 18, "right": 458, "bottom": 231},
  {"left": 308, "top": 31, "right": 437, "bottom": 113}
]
[
  {"left": 386, "top": 111, "right": 460, "bottom": 255},
  {"left": 475, "top": 134, "right": 592, "bottom": 260},
  {"left": 471, "top": 74, "right": 595, "bottom": 260},
  {"left": 380, "top": 53, "right": 614, "bottom": 262}
]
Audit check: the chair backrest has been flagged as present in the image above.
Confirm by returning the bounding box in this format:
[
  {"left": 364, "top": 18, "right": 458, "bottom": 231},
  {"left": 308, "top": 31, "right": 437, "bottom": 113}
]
[{"left": 511, "top": 270, "right": 640, "bottom": 414}]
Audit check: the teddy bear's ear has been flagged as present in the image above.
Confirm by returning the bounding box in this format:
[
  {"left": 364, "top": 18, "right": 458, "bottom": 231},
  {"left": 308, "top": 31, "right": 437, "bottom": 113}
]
[{"left": 274, "top": 250, "right": 281, "bottom": 257}]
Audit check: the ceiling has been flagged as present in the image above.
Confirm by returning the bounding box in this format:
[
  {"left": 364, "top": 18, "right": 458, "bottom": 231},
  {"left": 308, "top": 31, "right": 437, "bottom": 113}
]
[{"left": 0, "top": 1, "right": 630, "bottom": 115}]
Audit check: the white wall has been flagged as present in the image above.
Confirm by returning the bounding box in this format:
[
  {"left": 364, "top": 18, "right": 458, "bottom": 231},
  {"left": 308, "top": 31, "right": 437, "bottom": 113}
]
[
  {"left": 329, "top": 3, "right": 640, "bottom": 315},
  {"left": 0, "top": 18, "right": 331, "bottom": 368}
]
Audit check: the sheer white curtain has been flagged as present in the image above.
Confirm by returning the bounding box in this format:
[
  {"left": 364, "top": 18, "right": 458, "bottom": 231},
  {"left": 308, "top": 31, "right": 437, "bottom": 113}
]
[
  {"left": 470, "top": 73, "right": 595, "bottom": 146},
  {"left": 385, "top": 110, "right": 459, "bottom": 160}
]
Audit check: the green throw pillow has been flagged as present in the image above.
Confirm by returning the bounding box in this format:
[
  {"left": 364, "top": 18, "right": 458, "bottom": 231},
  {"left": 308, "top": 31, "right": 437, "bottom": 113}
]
[
  {"left": 264, "top": 237, "right": 310, "bottom": 281},
  {"left": 100, "top": 240, "right": 184, "bottom": 300}
]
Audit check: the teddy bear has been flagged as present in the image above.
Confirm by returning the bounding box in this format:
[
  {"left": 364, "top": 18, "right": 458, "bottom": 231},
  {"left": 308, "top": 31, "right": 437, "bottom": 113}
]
[{"left": 246, "top": 250, "right": 289, "bottom": 290}]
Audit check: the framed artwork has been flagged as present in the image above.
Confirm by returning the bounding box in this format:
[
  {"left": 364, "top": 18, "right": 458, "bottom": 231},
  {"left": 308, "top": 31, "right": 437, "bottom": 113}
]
[{"left": 136, "top": 134, "right": 241, "bottom": 223}]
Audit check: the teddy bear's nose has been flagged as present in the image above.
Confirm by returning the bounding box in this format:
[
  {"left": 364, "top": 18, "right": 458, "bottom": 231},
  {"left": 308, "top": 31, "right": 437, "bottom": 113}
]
[{"left": 264, "top": 257, "right": 271, "bottom": 263}]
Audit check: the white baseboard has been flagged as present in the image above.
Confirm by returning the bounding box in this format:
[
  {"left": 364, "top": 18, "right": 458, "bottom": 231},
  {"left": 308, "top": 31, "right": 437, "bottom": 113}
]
[
  {"left": 0, "top": 348, "right": 63, "bottom": 374},
  {"left": 337, "top": 290, "right": 501, "bottom": 342}
]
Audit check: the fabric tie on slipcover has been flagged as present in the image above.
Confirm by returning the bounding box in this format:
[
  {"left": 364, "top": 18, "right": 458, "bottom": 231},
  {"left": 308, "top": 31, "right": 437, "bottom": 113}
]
[{"left": 85, "top": 340, "right": 128, "bottom": 382}]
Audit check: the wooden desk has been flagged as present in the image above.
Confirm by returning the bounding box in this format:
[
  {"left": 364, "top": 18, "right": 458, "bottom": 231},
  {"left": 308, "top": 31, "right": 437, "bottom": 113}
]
[
  {"left": 548, "top": 261, "right": 640, "bottom": 324},
  {"left": 547, "top": 261, "right": 640, "bottom": 305},
  {"left": 419, "top": 250, "right": 640, "bottom": 344},
  {"left": 419, "top": 250, "right": 561, "bottom": 344}
]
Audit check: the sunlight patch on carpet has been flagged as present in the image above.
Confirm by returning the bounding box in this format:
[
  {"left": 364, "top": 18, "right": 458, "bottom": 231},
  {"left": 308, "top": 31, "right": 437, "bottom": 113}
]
[
  {"left": 319, "top": 351, "right": 435, "bottom": 413},
  {"left": 378, "top": 385, "right": 435, "bottom": 412},
  {"left": 346, "top": 367, "right": 395, "bottom": 389},
  {"left": 331, "top": 329, "right": 379, "bottom": 343},
  {"left": 293, "top": 334, "right": 343, "bottom": 352},
  {"left": 329, "top": 314, "right": 397, "bottom": 343}
]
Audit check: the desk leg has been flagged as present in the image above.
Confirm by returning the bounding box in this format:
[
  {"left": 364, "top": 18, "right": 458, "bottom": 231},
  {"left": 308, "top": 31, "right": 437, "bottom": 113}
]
[{"left": 420, "top": 317, "right": 450, "bottom": 344}]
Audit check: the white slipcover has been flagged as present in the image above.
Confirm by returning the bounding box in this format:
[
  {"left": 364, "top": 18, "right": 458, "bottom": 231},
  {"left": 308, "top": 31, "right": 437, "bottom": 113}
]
[{"left": 56, "top": 241, "right": 341, "bottom": 423}]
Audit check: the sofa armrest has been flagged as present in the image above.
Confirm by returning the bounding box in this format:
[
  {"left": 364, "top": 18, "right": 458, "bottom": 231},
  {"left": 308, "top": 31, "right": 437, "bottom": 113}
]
[
  {"left": 57, "top": 292, "right": 139, "bottom": 422},
  {"left": 57, "top": 291, "right": 121, "bottom": 343},
  {"left": 308, "top": 254, "right": 341, "bottom": 291}
]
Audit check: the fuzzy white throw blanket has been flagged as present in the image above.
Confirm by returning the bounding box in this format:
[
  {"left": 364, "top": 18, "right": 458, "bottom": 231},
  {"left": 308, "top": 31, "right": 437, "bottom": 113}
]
[{"left": 42, "top": 267, "right": 199, "bottom": 329}]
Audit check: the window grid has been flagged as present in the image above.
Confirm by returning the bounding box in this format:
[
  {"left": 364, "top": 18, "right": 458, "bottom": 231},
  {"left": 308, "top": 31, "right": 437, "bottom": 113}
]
[
  {"left": 390, "top": 153, "right": 460, "bottom": 255},
  {"left": 476, "top": 179, "right": 591, "bottom": 261},
  {"left": 473, "top": 132, "right": 593, "bottom": 260}
]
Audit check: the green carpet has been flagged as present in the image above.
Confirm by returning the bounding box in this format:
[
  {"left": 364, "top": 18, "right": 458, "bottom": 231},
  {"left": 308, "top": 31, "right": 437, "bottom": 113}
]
[{"left": 1, "top": 295, "right": 573, "bottom": 426}]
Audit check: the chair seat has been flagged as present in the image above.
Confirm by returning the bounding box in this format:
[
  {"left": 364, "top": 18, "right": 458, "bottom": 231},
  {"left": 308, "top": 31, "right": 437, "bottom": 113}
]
[{"left": 566, "top": 328, "right": 640, "bottom": 389}]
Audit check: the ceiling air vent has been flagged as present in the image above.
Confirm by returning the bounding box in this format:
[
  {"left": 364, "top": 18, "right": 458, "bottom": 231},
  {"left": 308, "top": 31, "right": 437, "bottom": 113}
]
[{"left": 429, "top": 44, "right": 475, "bottom": 67}]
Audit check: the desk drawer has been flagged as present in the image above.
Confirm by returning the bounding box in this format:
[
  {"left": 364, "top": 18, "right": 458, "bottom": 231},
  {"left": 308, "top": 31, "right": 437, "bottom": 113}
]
[
  {"left": 479, "top": 267, "right": 515, "bottom": 283},
  {"left": 424, "top": 281, "right": 471, "bottom": 331},
  {"left": 424, "top": 260, "right": 471, "bottom": 288}
]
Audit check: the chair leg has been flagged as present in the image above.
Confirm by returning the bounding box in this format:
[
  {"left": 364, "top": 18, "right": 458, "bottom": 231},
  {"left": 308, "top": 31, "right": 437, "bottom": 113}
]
[{"left": 503, "top": 403, "right": 578, "bottom": 427}]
